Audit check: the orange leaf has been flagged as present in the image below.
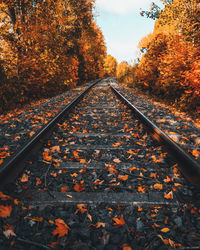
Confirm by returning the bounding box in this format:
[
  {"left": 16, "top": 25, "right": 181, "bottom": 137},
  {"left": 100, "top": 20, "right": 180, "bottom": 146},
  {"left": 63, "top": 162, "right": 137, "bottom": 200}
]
[
  {"left": 161, "top": 228, "right": 170, "bottom": 233},
  {"left": 113, "top": 216, "right": 125, "bottom": 227},
  {"left": 192, "top": 149, "right": 200, "bottom": 158},
  {"left": 0, "top": 205, "right": 12, "bottom": 218},
  {"left": 129, "top": 166, "right": 136, "bottom": 172},
  {"left": 154, "top": 183, "right": 163, "bottom": 190},
  {"left": 118, "top": 175, "right": 128, "bottom": 181},
  {"left": 52, "top": 218, "right": 69, "bottom": 238},
  {"left": 70, "top": 173, "right": 78, "bottom": 177},
  {"left": 73, "top": 183, "right": 85, "bottom": 192},
  {"left": 137, "top": 185, "right": 146, "bottom": 193},
  {"left": 0, "top": 192, "right": 12, "bottom": 201},
  {"left": 20, "top": 173, "right": 29, "bottom": 183},
  {"left": 60, "top": 186, "right": 68, "bottom": 192},
  {"left": 94, "top": 222, "right": 106, "bottom": 228},
  {"left": 80, "top": 159, "right": 86, "bottom": 163},
  {"left": 150, "top": 173, "right": 157, "bottom": 178},
  {"left": 127, "top": 149, "right": 135, "bottom": 155},
  {"left": 164, "top": 191, "right": 173, "bottom": 200},
  {"left": 73, "top": 150, "right": 79, "bottom": 158},
  {"left": 163, "top": 175, "right": 173, "bottom": 183},
  {"left": 121, "top": 243, "right": 132, "bottom": 250},
  {"left": 43, "top": 152, "right": 52, "bottom": 162},
  {"left": 36, "top": 177, "right": 42, "bottom": 186},
  {"left": 50, "top": 146, "right": 60, "bottom": 153},
  {"left": 75, "top": 204, "right": 87, "bottom": 214}
]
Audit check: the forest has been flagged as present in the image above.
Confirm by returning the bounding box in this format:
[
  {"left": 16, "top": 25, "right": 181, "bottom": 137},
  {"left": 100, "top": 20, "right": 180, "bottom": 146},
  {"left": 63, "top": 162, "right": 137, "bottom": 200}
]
[
  {"left": 0, "top": 0, "right": 199, "bottom": 115},
  {"left": 116, "top": 0, "right": 200, "bottom": 114},
  {"left": 0, "top": 0, "right": 106, "bottom": 113}
]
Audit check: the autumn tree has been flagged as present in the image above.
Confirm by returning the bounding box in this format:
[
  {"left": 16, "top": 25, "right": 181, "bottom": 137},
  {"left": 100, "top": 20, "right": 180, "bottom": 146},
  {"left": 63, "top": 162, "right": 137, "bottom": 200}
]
[
  {"left": 103, "top": 54, "right": 117, "bottom": 77},
  {"left": 116, "top": 62, "right": 134, "bottom": 86}
]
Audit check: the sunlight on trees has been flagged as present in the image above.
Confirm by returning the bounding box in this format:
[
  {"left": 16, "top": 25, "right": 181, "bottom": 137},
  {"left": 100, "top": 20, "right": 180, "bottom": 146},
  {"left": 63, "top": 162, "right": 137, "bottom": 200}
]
[{"left": 0, "top": 0, "right": 106, "bottom": 113}]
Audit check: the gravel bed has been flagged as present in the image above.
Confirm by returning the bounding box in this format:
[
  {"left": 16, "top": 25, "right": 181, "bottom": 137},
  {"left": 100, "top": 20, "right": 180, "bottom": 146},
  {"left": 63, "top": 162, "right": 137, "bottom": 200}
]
[
  {"left": 115, "top": 82, "right": 200, "bottom": 161},
  {"left": 0, "top": 83, "right": 90, "bottom": 166}
]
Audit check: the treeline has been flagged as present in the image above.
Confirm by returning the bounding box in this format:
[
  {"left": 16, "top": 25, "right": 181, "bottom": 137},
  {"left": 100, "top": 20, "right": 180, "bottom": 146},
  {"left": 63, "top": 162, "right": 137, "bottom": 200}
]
[
  {"left": 116, "top": 0, "right": 200, "bottom": 114},
  {"left": 0, "top": 0, "right": 106, "bottom": 113}
]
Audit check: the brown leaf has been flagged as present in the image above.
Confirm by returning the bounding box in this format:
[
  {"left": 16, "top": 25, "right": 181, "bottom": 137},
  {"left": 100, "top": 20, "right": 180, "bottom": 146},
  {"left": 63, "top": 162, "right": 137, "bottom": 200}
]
[
  {"left": 113, "top": 158, "right": 121, "bottom": 163},
  {"left": 60, "top": 186, "right": 68, "bottom": 192},
  {"left": 50, "top": 146, "right": 60, "bottom": 153},
  {"left": 0, "top": 192, "right": 12, "bottom": 201},
  {"left": 75, "top": 204, "right": 87, "bottom": 214}
]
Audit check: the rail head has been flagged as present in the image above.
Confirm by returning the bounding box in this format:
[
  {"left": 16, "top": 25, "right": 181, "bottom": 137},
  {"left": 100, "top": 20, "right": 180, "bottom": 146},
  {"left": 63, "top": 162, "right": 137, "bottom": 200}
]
[{"left": 110, "top": 84, "right": 200, "bottom": 186}]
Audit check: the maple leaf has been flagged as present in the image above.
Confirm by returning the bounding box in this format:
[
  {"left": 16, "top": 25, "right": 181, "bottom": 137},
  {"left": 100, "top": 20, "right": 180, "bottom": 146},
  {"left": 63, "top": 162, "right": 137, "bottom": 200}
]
[
  {"left": 0, "top": 205, "right": 12, "bottom": 218},
  {"left": 118, "top": 175, "right": 128, "bottom": 181},
  {"left": 73, "top": 183, "right": 85, "bottom": 192},
  {"left": 164, "top": 191, "right": 173, "bottom": 200},
  {"left": 3, "top": 229, "right": 16, "bottom": 239},
  {"left": 113, "top": 216, "right": 125, "bottom": 227},
  {"left": 52, "top": 218, "right": 69, "bottom": 238}
]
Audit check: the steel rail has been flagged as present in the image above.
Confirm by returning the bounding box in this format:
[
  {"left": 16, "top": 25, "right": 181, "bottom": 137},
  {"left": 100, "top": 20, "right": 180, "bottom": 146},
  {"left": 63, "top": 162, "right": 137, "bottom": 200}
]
[
  {"left": 110, "top": 85, "right": 200, "bottom": 185},
  {"left": 0, "top": 79, "right": 102, "bottom": 186}
]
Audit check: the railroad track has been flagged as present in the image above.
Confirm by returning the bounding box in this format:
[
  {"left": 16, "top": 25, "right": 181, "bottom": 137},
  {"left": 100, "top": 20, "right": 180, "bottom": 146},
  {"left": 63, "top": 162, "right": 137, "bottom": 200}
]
[{"left": 0, "top": 79, "right": 200, "bottom": 249}]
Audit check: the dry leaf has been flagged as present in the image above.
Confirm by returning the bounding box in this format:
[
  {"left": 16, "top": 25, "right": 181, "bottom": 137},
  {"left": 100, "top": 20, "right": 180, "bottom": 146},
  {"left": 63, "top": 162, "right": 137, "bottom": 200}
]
[
  {"left": 94, "top": 222, "right": 106, "bottom": 228},
  {"left": 113, "top": 158, "right": 121, "bottom": 163},
  {"left": 161, "top": 228, "right": 170, "bottom": 233},
  {"left": 60, "top": 186, "right": 68, "bottom": 192},
  {"left": 164, "top": 191, "right": 173, "bottom": 200},
  {"left": 113, "top": 216, "right": 125, "bottom": 227},
  {"left": 36, "top": 177, "right": 42, "bottom": 186},
  {"left": 137, "top": 185, "right": 146, "bottom": 193},
  {"left": 3, "top": 229, "right": 16, "bottom": 239},
  {"left": 118, "top": 175, "right": 128, "bottom": 181},
  {"left": 87, "top": 214, "right": 92, "bottom": 221},
  {"left": 20, "top": 173, "right": 29, "bottom": 183},
  {"left": 154, "top": 183, "right": 163, "bottom": 190},
  {"left": 192, "top": 149, "right": 200, "bottom": 158},
  {"left": 0, "top": 192, "right": 12, "bottom": 201},
  {"left": 0, "top": 205, "right": 12, "bottom": 218},
  {"left": 75, "top": 204, "right": 87, "bottom": 214},
  {"left": 43, "top": 152, "right": 52, "bottom": 162},
  {"left": 121, "top": 243, "right": 132, "bottom": 250},
  {"left": 73, "top": 183, "right": 85, "bottom": 192},
  {"left": 50, "top": 146, "right": 60, "bottom": 153},
  {"left": 52, "top": 218, "right": 69, "bottom": 238},
  {"left": 80, "top": 159, "right": 86, "bottom": 163}
]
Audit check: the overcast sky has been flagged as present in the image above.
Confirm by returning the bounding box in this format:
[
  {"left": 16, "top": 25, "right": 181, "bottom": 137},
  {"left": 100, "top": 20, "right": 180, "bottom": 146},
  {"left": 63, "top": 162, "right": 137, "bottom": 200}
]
[{"left": 94, "top": 0, "right": 163, "bottom": 64}]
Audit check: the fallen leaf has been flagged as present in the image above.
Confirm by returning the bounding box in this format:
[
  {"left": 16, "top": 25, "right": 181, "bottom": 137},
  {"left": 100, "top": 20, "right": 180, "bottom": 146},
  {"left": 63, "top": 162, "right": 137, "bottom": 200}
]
[
  {"left": 129, "top": 166, "right": 136, "bottom": 172},
  {"left": 52, "top": 218, "right": 69, "bottom": 238},
  {"left": 121, "top": 243, "right": 132, "bottom": 250},
  {"left": 158, "top": 235, "right": 169, "bottom": 245},
  {"left": 75, "top": 204, "right": 87, "bottom": 214},
  {"left": 113, "top": 216, "right": 125, "bottom": 227},
  {"left": 20, "top": 173, "right": 29, "bottom": 183},
  {"left": 118, "top": 175, "right": 128, "bottom": 181},
  {"left": 154, "top": 183, "right": 163, "bottom": 190},
  {"left": 150, "top": 173, "right": 157, "bottom": 178},
  {"left": 60, "top": 186, "right": 68, "bottom": 192},
  {"left": 0, "top": 192, "right": 12, "bottom": 201},
  {"left": 50, "top": 146, "right": 60, "bottom": 153},
  {"left": 113, "top": 158, "right": 121, "bottom": 163},
  {"left": 43, "top": 152, "right": 52, "bottom": 162},
  {"left": 80, "top": 159, "right": 86, "bottom": 163},
  {"left": 137, "top": 185, "right": 146, "bottom": 193},
  {"left": 0, "top": 205, "right": 12, "bottom": 218},
  {"left": 94, "top": 222, "right": 106, "bottom": 228},
  {"left": 26, "top": 216, "right": 43, "bottom": 222},
  {"left": 192, "top": 149, "right": 200, "bottom": 158},
  {"left": 164, "top": 191, "right": 173, "bottom": 200},
  {"left": 87, "top": 214, "right": 92, "bottom": 221},
  {"left": 3, "top": 229, "right": 16, "bottom": 239},
  {"left": 161, "top": 228, "right": 170, "bottom": 233},
  {"left": 36, "top": 177, "right": 42, "bottom": 186},
  {"left": 73, "top": 183, "right": 85, "bottom": 192}
]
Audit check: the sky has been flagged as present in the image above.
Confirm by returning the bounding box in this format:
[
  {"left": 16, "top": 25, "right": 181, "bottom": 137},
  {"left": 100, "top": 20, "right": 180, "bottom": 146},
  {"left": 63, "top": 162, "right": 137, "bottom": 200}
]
[{"left": 94, "top": 0, "right": 163, "bottom": 64}]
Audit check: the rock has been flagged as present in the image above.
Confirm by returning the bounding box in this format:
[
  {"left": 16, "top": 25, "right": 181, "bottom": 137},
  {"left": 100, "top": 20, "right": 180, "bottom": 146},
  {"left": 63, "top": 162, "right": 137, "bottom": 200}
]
[{"left": 136, "top": 219, "right": 144, "bottom": 233}]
